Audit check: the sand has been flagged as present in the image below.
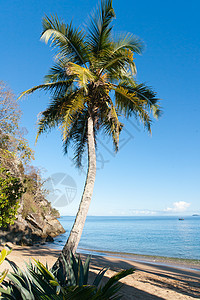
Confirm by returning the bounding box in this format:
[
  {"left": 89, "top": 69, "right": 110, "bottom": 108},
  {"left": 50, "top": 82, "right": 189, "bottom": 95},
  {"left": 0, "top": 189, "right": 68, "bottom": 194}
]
[{"left": 0, "top": 245, "right": 200, "bottom": 299}]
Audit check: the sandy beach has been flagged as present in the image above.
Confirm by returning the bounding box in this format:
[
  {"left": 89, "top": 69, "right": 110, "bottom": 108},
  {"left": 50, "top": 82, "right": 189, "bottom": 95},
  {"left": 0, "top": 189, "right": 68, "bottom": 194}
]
[{"left": 0, "top": 245, "right": 200, "bottom": 299}]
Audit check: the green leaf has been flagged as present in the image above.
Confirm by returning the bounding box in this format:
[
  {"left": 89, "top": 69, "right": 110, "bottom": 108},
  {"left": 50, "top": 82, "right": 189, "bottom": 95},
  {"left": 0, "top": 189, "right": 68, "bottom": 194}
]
[
  {"left": 0, "top": 249, "right": 7, "bottom": 265},
  {"left": 0, "top": 269, "right": 8, "bottom": 284},
  {"left": 93, "top": 267, "right": 108, "bottom": 287},
  {"left": 83, "top": 255, "right": 91, "bottom": 285},
  {"left": 101, "top": 268, "right": 135, "bottom": 295},
  {"left": 41, "top": 15, "right": 87, "bottom": 66},
  {"left": 87, "top": 0, "right": 115, "bottom": 55},
  {"left": 67, "top": 62, "right": 95, "bottom": 92}
]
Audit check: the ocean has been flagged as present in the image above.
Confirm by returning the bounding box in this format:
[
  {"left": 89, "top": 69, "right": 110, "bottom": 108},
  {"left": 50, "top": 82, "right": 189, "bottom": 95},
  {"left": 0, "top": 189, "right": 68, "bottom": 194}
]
[{"left": 48, "top": 216, "right": 200, "bottom": 260}]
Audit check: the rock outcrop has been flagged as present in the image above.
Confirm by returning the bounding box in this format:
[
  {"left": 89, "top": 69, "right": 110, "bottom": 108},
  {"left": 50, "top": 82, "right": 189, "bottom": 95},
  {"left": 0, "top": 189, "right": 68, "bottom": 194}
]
[{"left": 0, "top": 198, "right": 65, "bottom": 246}]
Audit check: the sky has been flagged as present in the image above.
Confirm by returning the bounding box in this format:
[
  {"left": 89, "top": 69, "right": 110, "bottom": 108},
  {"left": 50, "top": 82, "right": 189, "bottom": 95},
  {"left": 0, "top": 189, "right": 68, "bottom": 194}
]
[{"left": 0, "top": 0, "right": 200, "bottom": 216}]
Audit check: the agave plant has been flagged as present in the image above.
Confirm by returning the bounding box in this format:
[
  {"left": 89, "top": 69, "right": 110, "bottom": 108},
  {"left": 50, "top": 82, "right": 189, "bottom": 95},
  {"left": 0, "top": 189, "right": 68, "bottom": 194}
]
[
  {"left": 0, "top": 252, "right": 135, "bottom": 299},
  {"left": 54, "top": 252, "right": 109, "bottom": 288}
]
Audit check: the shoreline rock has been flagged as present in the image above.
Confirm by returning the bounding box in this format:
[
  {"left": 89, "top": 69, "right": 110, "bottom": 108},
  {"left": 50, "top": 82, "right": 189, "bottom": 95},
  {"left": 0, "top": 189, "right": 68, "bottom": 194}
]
[{"left": 0, "top": 212, "right": 65, "bottom": 246}]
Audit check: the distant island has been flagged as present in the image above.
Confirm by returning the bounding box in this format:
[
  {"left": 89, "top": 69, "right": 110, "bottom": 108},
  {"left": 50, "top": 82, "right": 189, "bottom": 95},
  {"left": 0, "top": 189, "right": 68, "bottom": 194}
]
[{"left": 192, "top": 214, "right": 200, "bottom": 216}]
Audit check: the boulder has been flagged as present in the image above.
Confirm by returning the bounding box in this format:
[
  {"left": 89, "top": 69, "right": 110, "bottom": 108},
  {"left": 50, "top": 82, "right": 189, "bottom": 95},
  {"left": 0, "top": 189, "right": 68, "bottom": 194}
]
[{"left": 0, "top": 213, "right": 65, "bottom": 246}]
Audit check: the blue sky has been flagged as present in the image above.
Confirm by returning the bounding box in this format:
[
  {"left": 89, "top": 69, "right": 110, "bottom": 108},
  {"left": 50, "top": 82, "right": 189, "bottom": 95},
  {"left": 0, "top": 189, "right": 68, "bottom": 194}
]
[{"left": 1, "top": 0, "right": 200, "bottom": 216}]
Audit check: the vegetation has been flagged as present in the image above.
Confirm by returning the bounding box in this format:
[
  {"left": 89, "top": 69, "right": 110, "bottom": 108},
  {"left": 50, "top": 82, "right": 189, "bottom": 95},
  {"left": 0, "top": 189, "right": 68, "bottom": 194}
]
[
  {"left": 20, "top": 0, "right": 161, "bottom": 267},
  {"left": 0, "top": 246, "right": 12, "bottom": 284},
  {"left": 0, "top": 168, "right": 24, "bottom": 227},
  {"left": 0, "top": 81, "right": 59, "bottom": 230},
  {"left": 0, "top": 249, "right": 134, "bottom": 299},
  {"left": 20, "top": 165, "right": 58, "bottom": 220},
  {"left": 0, "top": 81, "right": 33, "bottom": 165},
  {"left": 0, "top": 81, "right": 34, "bottom": 226}
]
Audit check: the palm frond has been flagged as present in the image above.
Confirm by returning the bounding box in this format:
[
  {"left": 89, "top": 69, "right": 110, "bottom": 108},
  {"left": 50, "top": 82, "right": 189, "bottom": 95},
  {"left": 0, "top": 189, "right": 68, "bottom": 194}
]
[
  {"left": 61, "top": 89, "right": 85, "bottom": 140},
  {"left": 119, "top": 77, "right": 162, "bottom": 118},
  {"left": 44, "top": 60, "right": 69, "bottom": 83},
  {"left": 98, "top": 49, "right": 137, "bottom": 76},
  {"left": 36, "top": 97, "right": 67, "bottom": 141},
  {"left": 87, "top": 0, "right": 115, "bottom": 56},
  {"left": 41, "top": 15, "right": 87, "bottom": 65},
  {"left": 18, "top": 81, "right": 71, "bottom": 100},
  {"left": 63, "top": 109, "right": 89, "bottom": 168},
  {"left": 112, "top": 33, "right": 144, "bottom": 54},
  {"left": 67, "top": 63, "right": 96, "bottom": 92},
  {"left": 114, "top": 85, "right": 152, "bottom": 133},
  {"left": 36, "top": 89, "right": 85, "bottom": 142},
  {"left": 128, "top": 83, "right": 162, "bottom": 119}
]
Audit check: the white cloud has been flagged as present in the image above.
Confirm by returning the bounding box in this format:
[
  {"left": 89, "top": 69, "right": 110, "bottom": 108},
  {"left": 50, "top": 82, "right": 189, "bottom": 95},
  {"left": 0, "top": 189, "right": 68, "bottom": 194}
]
[
  {"left": 131, "top": 209, "right": 157, "bottom": 216},
  {"left": 164, "top": 201, "right": 191, "bottom": 212}
]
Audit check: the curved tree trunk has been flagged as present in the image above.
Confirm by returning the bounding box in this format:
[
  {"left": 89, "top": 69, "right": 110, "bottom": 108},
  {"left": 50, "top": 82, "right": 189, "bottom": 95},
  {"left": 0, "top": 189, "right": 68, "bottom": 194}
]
[{"left": 52, "top": 116, "right": 96, "bottom": 270}]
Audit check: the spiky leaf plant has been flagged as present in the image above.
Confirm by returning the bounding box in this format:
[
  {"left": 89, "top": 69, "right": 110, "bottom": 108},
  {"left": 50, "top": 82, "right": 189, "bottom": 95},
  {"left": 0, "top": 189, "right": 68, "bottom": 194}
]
[{"left": 0, "top": 253, "right": 135, "bottom": 299}]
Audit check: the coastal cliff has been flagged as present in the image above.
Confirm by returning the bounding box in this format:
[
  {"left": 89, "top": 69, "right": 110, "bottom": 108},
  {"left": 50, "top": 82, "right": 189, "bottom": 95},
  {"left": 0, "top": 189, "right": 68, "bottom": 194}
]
[
  {"left": 0, "top": 82, "right": 65, "bottom": 245},
  {"left": 0, "top": 192, "right": 65, "bottom": 246}
]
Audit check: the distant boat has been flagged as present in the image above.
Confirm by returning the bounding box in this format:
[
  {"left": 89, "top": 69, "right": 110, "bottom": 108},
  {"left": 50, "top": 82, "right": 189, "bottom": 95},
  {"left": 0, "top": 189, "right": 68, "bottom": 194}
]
[{"left": 179, "top": 218, "right": 184, "bottom": 220}]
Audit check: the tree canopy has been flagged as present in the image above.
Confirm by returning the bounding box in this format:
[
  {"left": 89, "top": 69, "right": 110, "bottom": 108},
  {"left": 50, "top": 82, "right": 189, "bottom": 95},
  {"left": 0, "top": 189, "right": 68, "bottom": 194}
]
[{"left": 19, "top": 0, "right": 161, "bottom": 168}]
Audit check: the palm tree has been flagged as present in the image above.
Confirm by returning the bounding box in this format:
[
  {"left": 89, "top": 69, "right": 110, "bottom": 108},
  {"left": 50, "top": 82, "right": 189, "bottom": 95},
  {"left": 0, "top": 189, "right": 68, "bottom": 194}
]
[{"left": 20, "top": 0, "right": 161, "bottom": 269}]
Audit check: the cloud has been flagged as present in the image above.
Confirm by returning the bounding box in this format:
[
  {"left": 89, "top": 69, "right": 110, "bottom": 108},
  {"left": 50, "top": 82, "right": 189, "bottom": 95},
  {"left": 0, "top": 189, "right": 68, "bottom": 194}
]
[
  {"left": 164, "top": 201, "right": 191, "bottom": 212},
  {"left": 131, "top": 209, "right": 157, "bottom": 216}
]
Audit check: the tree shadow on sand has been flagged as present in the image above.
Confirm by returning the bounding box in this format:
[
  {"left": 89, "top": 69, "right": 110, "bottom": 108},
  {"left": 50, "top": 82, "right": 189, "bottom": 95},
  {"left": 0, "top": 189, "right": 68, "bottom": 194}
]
[
  {"left": 84, "top": 254, "right": 200, "bottom": 299},
  {"left": 3, "top": 248, "right": 200, "bottom": 299},
  {"left": 88, "top": 267, "right": 165, "bottom": 300},
  {"left": 10, "top": 245, "right": 60, "bottom": 258}
]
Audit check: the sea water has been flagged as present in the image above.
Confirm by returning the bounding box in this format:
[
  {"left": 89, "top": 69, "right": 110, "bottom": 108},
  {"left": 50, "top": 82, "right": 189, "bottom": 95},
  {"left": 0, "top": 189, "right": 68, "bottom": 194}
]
[{"left": 49, "top": 216, "right": 200, "bottom": 260}]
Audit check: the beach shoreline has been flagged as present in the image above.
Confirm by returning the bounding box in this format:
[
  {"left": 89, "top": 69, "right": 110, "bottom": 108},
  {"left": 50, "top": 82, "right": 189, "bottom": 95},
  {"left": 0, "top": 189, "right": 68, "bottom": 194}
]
[{"left": 78, "top": 247, "right": 200, "bottom": 271}]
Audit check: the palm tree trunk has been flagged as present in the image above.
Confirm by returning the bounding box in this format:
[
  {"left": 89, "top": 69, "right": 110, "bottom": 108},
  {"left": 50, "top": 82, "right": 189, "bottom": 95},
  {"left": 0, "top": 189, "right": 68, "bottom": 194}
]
[{"left": 52, "top": 116, "right": 96, "bottom": 270}]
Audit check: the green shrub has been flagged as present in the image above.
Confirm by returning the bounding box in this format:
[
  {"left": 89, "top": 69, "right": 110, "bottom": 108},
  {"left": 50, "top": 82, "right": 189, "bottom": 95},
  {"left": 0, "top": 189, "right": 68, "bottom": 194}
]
[{"left": 0, "top": 168, "right": 24, "bottom": 227}]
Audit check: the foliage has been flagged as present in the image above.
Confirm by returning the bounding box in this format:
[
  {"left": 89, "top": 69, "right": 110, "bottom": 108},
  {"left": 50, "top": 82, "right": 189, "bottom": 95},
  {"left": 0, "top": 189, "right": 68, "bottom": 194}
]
[
  {"left": 0, "top": 82, "right": 34, "bottom": 165},
  {"left": 21, "top": 193, "right": 39, "bottom": 218},
  {"left": 0, "top": 251, "right": 134, "bottom": 299},
  {"left": 0, "top": 82, "right": 20, "bottom": 140},
  {"left": 21, "top": 165, "right": 59, "bottom": 219},
  {"left": 54, "top": 252, "right": 108, "bottom": 287},
  {"left": 0, "top": 246, "right": 12, "bottom": 284},
  {"left": 0, "top": 168, "right": 25, "bottom": 227},
  {"left": 0, "top": 81, "right": 35, "bottom": 226},
  {"left": 19, "top": 0, "right": 161, "bottom": 168},
  {"left": 0, "top": 82, "right": 59, "bottom": 225}
]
